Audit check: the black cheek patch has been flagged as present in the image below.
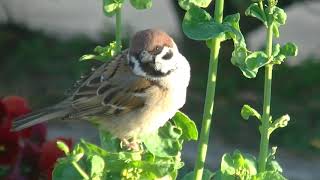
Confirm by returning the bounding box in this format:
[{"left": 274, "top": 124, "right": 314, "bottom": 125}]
[{"left": 162, "top": 50, "right": 173, "bottom": 60}]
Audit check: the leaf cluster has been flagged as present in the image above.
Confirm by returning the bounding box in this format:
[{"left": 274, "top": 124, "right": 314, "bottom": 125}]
[
  {"left": 52, "top": 111, "right": 198, "bottom": 180},
  {"left": 103, "top": 0, "right": 152, "bottom": 17},
  {"left": 179, "top": 0, "right": 298, "bottom": 79},
  {"left": 79, "top": 41, "right": 121, "bottom": 62},
  {"left": 214, "top": 150, "right": 285, "bottom": 180}
]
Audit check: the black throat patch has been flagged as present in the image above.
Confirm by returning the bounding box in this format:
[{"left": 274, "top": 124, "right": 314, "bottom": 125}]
[{"left": 139, "top": 62, "right": 172, "bottom": 77}]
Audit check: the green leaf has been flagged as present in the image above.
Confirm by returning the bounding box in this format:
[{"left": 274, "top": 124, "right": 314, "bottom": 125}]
[
  {"left": 52, "top": 159, "right": 83, "bottom": 180},
  {"left": 221, "top": 153, "right": 237, "bottom": 175},
  {"left": 245, "top": 3, "right": 267, "bottom": 25},
  {"left": 245, "top": 51, "right": 269, "bottom": 70},
  {"left": 56, "top": 141, "right": 70, "bottom": 155},
  {"left": 231, "top": 46, "right": 247, "bottom": 67},
  {"left": 88, "top": 155, "right": 105, "bottom": 178},
  {"left": 266, "top": 160, "right": 283, "bottom": 173},
  {"left": 181, "top": 169, "right": 214, "bottom": 180},
  {"left": 269, "top": 114, "right": 290, "bottom": 136},
  {"left": 172, "top": 111, "right": 198, "bottom": 141},
  {"left": 80, "top": 41, "right": 120, "bottom": 62},
  {"left": 241, "top": 105, "right": 261, "bottom": 121},
  {"left": 273, "top": 24, "right": 280, "bottom": 38},
  {"left": 128, "top": 160, "right": 177, "bottom": 179},
  {"left": 182, "top": 6, "right": 225, "bottom": 40},
  {"left": 273, "top": 7, "right": 287, "bottom": 25},
  {"left": 71, "top": 145, "right": 84, "bottom": 162},
  {"left": 80, "top": 140, "right": 109, "bottom": 157},
  {"left": 213, "top": 171, "right": 235, "bottom": 180},
  {"left": 223, "top": 13, "right": 246, "bottom": 47},
  {"left": 273, "top": 54, "right": 286, "bottom": 64},
  {"left": 272, "top": 44, "right": 281, "bottom": 57},
  {"left": 220, "top": 150, "right": 257, "bottom": 177},
  {"left": 102, "top": 0, "right": 123, "bottom": 17},
  {"left": 129, "top": 0, "right": 152, "bottom": 9},
  {"left": 99, "top": 129, "right": 121, "bottom": 152},
  {"left": 280, "top": 42, "right": 298, "bottom": 57},
  {"left": 142, "top": 123, "right": 182, "bottom": 157},
  {"left": 255, "top": 171, "right": 287, "bottom": 180},
  {"left": 178, "top": 0, "right": 212, "bottom": 10}
]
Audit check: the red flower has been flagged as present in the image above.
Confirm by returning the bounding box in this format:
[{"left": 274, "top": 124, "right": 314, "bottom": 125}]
[
  {"left": 2, "top": 96, "right": 31, "bottom": 120},
  {"left": 38, "top": 137, "right": 73, "bottom": 180},
  {"left": 0, "top": 127, "right": 20, "bottom": 165},
  {"left": 28, "top": 123, "right": 47, "bottom": 145},
  {"left": 1, "top": 96, "right": 34, "bottom": 139},
  {"left": 0, "top": 100, "right": 7, "bottom": 124}
]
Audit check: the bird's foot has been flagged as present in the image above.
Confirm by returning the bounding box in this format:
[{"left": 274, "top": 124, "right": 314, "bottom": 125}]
[{"left": 120, "top": 138, "right": 141, "bottom": 151}]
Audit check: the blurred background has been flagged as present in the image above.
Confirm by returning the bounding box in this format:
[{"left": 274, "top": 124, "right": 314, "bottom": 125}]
[{"left": 0, "top": 0, "right": 319, "bottom": 179}]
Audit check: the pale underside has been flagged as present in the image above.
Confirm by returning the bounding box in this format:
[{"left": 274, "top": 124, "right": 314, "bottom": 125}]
[{"left": 69, "top": 50, "right": 189, "bottom": 139}]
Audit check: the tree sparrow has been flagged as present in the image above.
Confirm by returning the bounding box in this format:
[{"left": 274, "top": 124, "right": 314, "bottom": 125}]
[{"left": 12, "top": 29, "right": 191, "bottom": 142}]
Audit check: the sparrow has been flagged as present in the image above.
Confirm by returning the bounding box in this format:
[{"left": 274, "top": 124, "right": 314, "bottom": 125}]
[{"left": 12, "top": 29, "right": 190, "bottom": 143}]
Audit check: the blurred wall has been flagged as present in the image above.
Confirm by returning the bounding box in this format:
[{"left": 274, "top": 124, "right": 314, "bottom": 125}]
[
  {"left": 0, "top": 0, "right": 181, "bottom": 40},
  {"left": 248, "top": 1, "right": 320, "bottom": 64}
]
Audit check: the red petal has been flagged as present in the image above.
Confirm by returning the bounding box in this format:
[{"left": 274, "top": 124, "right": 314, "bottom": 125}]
[
  {"left": 38, "top": 137, "right": 73, "bottom": 177},
  {"left": 2, "top": 96, "right": 31, "bottom": 119},
  {"left": 0, "top": 127, "right": 20, "bottom": 165}
]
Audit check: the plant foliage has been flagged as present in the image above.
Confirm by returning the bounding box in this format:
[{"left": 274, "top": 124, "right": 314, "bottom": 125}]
[{"left": 53, "top": 111, "right": 198, "bottom": 179}]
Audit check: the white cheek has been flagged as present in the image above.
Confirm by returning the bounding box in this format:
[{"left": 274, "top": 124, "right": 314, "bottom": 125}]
[
  {"left": 128, "top": 55, "right": 146, "bottom": 77},
  {"left": 154, "top": 47, "right": 177, "bottom": 73}
]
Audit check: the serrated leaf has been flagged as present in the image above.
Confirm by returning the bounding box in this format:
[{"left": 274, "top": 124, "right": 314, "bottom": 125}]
[
  {"left": 182, "top": 5, "right": 225, "bottom": 40},
  {"left": 273, "top": 54, "right": 286, "bottom": 64},
  {"left": 241, "top": 105, "right": 261, "bottom": 120},
  {"left": 266, "top": 160, "right": 283, "bottom": 173},
  {"left": 89, "top": 155, "right": 105, "bottom": 178},
  {"left": 231, "top": 46, "right": 247, "bottom": 66},
  {"left": 220, "top": 150, "right": 257, "bottom": 177},
  {"left": 245, "top": 51, "right": 269, "bottom": 70},
  {"left": 272, "top": 44, "right": 281, "bottom": 57},
  {"left": 181, "top": 169, "right": 214, "bottom": 180},
  {"left": 245, "top": 3, "right": 267, "bottom": 25},
  {"left": 255, "top": 171, "right": 287, "bottom": 180},
  {"left": 273, "top": 24, "right": 280, "bottom": 38},
  {"left": 99, "top": 129, "right": 120, "bottom": 152},
  {"left": 221, "top": 153, "right": 236, "bottom": 175},
  {"left": 213, "top": 171, "right": 235, "bottom": 180},
  {"left": 223, "top": 13, "right": 246, "bottom": 47},
  {"left": 141, "top": 123, "right": 182, "bottom": 157},
  {"left": 280, "top": 42, "right": 298, "bottom": 57},
  {"left": 240, "top": 66, "right": 258, "bottom": 78},
  {"left": 80, "top": 140, "right": 109, "bottom": 157},
  {"left": 172, "top": 111, "right": 198, "bottom": 141},
  {"left": 273, "top": 7, "right": 287, "bottom": 25},
  {"left": 129, "top": 160, "right": 177, "bottom": 179},
  {"left": 178, "top": 0, "right": 212, "bottom": 10},
  {"left": 129, "top": 0, "right": 152, "bottom": 9}
]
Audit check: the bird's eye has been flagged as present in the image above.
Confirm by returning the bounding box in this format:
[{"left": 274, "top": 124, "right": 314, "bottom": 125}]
[{"left": 153, "top": 46, "right": 163, "bottom": 55}]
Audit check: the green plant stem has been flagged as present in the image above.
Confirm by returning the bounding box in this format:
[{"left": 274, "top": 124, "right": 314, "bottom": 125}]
[
  {"left": 72, "top": 161, "right": 89, "bottom": 179},
  {"left": 258, "top": 23, "right": 274, "bottom": 173},
  {"left": 115, "top": 8, "right": 122, "bottom": 50},
  {"left": 193, "top": 0, "right": 224, "bottom": 179}
]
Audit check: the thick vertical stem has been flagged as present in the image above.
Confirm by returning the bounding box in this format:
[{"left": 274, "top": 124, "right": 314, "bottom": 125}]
[
  {"left": 115, "top": 8, "right": 122, "bottom": 50},
  {"left": 193, "top": 0, "right": 224, "bottom": 179},
  {"left": 258, "top": 23, "right": 273, "bottom": 172}
]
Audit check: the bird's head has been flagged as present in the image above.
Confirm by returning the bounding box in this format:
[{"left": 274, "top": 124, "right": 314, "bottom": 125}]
[{"left": 128, "top": 29, "right": 184, "bottom": 79}]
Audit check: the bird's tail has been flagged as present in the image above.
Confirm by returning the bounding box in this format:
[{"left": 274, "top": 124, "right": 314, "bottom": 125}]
[{"left": 12, "top": 106, "right": 71, "bottom": 131}]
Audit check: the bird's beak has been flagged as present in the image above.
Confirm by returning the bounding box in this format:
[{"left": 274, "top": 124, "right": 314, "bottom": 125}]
[{"left": 140, "top": 51, "right": 155, "bottom": 63}]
